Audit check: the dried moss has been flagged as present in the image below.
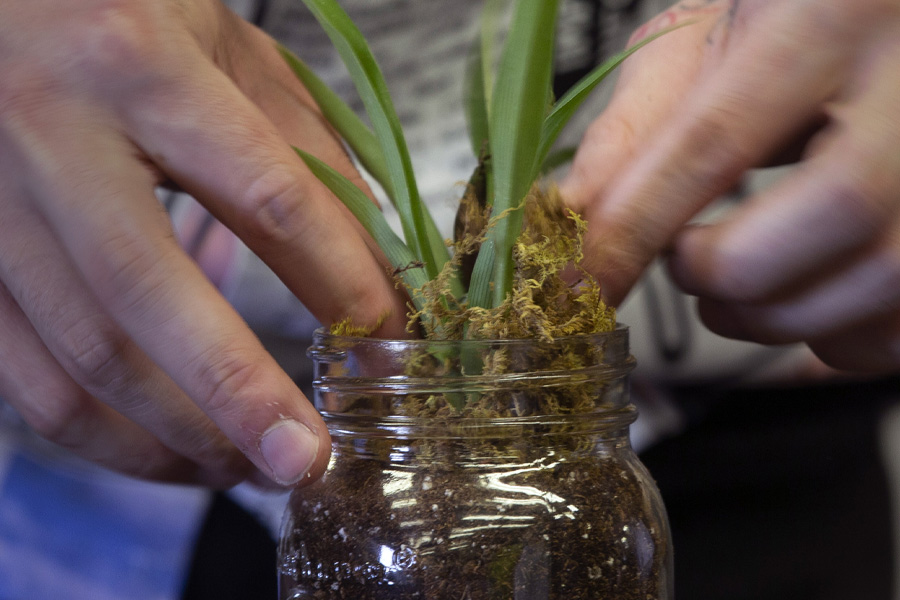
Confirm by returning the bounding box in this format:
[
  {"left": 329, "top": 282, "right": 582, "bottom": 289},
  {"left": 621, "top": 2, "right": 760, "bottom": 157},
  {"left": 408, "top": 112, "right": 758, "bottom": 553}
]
[
  {"left": 329, "top": 314, "right": 389, "bottom": 337},
  {"left": 328, "top": 180, "right": 614, "bottom": 346},
  {"left": 319, "top": 185, "right": 619, "bottom": 420},
  {"left": 408, "top": 184, "right": 615, "bottom": 341}
]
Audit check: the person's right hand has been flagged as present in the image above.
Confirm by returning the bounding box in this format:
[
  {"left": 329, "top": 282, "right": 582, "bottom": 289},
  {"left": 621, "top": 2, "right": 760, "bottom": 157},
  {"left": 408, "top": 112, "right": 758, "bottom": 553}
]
[{"left": 0, "top": 0, "right": 409, "bottom": 487}]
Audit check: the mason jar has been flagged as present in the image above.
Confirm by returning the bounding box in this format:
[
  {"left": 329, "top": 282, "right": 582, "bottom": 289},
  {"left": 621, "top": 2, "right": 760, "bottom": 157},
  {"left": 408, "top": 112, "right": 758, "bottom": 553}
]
[{"left": 279, "top": 327, "right": 672, "bottom": 599}]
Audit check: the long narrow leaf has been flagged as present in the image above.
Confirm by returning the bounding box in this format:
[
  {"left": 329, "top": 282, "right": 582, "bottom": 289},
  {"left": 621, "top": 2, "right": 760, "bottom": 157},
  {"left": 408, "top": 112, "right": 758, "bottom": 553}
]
[
  {"left": 299, "top": 0, "right": 440, "bottom": 280},
  {"left": 480, "top": 0, "right": 505, "bottom": 115},
  {"left": 536, "top": 24, "right": 688, "bottom": 167},
  {"left": 463, "top": 0, "right": 506, "bottom": 156},
  {"left": 476, "top": 0, "right": 560, "bottom": 308},
  {"left": 278, "top": 44, "right": 394, "bottom": 199},
  {"left": 466, "top": 239, "right": 495, "bottom": 310},
  {"left": 281, "top": 44, "right": 451, "bottom": 278},
  {"left": 294, "top": 147, "right": 429, "bottom": 308},
  {"left": 463, "top": 37, "right": 490, "bottom": 158}
]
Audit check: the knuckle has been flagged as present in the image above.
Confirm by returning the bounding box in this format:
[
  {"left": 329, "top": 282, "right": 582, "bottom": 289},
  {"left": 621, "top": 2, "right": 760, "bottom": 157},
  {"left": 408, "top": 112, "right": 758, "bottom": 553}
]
[
  {"left": 21, "top": 385, "right": 91, "bottom": 444},
  {"left": 626, "top": 5, "right": 691, "bottom": 47},
  {"left": 698, "top": 247, "right": 765, "bottom": 303},
  {"left": 63, "top": 1, "right": 179, "bottom": 88},
  {"left": 583, "top": 116, "right": 636, "bottom": 151},
  {"left": 239, "top": 167, "right": 307, "bottom": 244},
  {"left": 195, "top": 349, "right": 270, "bottom": 430},
  {"left": 61, "top": 319, "right": 135, "bottom": 393},
  {"left": 821, "top": 175, "right": 893, "bottom": 242},
  {"left": 676, "top": 111, "right": 752, "bottom": 196}
]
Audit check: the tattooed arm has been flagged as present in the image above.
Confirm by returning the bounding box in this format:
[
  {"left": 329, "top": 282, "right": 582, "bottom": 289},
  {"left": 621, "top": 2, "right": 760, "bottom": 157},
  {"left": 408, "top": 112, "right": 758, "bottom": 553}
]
[{"left": 564, "top": 0, "right": 900, "bottom": 372}]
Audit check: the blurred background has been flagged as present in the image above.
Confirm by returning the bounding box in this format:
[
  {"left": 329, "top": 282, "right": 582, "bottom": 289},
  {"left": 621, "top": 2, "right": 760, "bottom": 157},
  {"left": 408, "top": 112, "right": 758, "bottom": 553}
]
[{"left": 2, "top": 1, "right": 898, "bottom": 599}]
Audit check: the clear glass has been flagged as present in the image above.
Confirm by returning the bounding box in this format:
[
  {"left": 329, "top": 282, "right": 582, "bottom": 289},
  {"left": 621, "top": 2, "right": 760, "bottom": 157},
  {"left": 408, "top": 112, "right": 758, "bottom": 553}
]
[{"left": 279, "top": 328, "right": 672, "bottom": 599}]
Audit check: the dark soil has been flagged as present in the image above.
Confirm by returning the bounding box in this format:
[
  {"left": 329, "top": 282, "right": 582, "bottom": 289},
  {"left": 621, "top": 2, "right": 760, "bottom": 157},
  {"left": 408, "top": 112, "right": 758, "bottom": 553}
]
[{"left": 279, "top": 438, "right": 671, "bottom": 599}]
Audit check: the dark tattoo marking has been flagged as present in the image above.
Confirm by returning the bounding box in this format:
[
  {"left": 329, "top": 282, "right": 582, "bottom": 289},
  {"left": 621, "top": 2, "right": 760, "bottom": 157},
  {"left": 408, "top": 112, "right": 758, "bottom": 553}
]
[
  {"left": 707, "top": 0, "right": 740, "bottom": 45},
  {"left": 630, "top": 0, "right": 736, "bottom": 44},
  {"left": 674, "top": 0, "right": 741, "bottom": 46}
]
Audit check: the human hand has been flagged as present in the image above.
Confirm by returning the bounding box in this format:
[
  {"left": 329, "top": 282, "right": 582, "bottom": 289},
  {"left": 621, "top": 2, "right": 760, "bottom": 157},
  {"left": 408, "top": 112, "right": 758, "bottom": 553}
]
[
  {"left": 563, "top": 0, "right": 900, "bottom": 372},
  {"left": 0, "top": 0, "right": 409, "bottom": 486}
]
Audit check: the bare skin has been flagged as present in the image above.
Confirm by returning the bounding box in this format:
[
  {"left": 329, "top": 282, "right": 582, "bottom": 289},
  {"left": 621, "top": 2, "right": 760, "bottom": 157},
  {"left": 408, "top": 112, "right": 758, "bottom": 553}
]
[
  {"left": 2, "top": 0, "right": 899, "bottom": 487},
  {"left": 564, "top": 0, "right": 900, "bottom": 373},
  {"left": 0, "top": 0, "right": 409, "bottom": 487}
]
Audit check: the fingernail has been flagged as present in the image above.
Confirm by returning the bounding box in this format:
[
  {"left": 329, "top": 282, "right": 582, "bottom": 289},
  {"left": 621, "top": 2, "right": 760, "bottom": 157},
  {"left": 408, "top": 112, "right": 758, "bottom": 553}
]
[{"left": 260, "top": 420, "right": 319, "bottom": 485}]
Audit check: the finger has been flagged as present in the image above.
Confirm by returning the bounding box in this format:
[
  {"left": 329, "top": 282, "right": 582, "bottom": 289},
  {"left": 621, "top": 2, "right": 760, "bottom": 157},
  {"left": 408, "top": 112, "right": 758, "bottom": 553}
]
[
  {"left": 171, "top": 196, "right": 238, "bottom": 289},
  {"left": 0, "top": 190, "right": 252, "bottom": 486},
  {"left": 562, "top": 1, "right": 729, "bottom": 213},
  {"left": 695, "top": 230, "right": 900, "bottom": 346},
  {"left": 669, "top": 137, "right": 900, "bottom": 304},
  {"left": 119, "top": 29, "right": 409, "bottom": 339},
  {"left": 579, "top": 0, "right": 856, "bottom": 305},
  {"left": 807, "top": 312, "right": 900, "bottom": 373},
  {"left": 13, "top": 107, "right": 330, "bottom": 487},
  {"left": 668, "top": 35, "right": 900, "bottom": 305},
  {"left": 224, "top": 22, "right": 402, "bottom": 302},
  {"left": 229, "top": 21, "right": 381, "bottom": 208},
  {"left": 0, "top": 279, "right": 227, "bottom": 484}
]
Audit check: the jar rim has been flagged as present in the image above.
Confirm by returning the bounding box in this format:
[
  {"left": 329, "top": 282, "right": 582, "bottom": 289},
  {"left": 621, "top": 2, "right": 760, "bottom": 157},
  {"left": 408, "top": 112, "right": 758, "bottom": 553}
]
[
  {"left": 310, "top": 324, "right": 630, "bottom": 351},
  {"left": 308, "top": 325, "right": 636, "bottom": 426}
]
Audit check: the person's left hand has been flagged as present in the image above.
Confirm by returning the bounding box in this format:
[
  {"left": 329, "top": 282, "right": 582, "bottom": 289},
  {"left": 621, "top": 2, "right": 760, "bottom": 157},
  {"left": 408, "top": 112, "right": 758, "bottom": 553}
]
[{"left": 563, "top": 0, "right": 900, "bottom": 373}]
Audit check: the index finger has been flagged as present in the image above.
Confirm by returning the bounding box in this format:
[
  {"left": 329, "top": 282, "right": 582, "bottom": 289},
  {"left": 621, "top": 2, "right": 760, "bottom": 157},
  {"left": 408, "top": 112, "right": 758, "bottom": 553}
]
[
  {"left": 580, "top": 0, "right": 852, "bottom": 305},
  {"left": 125, "top": 53, "right": 410, "bottom": 338}
]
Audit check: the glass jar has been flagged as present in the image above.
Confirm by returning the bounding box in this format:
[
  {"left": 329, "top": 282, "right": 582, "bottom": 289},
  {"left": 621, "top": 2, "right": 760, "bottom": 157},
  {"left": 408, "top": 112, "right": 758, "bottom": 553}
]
[{"left": 279, "top": 328, "right": 672, "bottom": 599}]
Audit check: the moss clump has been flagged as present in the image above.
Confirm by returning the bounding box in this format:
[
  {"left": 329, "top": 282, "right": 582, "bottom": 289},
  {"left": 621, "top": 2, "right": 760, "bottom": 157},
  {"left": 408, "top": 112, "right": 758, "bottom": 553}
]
[
  {"left": 408, "top": 183, "right": 615, "bottom": 341},
  {"left": 329, "top": 314, "right": 388, "bottom": 337}
]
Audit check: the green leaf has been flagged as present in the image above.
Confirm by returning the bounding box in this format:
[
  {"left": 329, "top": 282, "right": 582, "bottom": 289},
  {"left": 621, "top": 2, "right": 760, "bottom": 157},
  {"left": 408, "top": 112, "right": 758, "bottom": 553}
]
[
  {"left": 293, "top": 147, "right": 429, "bottom": 307},
  {"left": 536, "top": 24, "right": 688, "bottom": 167},
  {"left": 480, "top": 0, "right": 506, "bottom": 114},
  {"left": 277, "top": 44, "right": 394, "bottom": 199},
  {"left": 467, "top": 239, "right": 495, "bottom": 310},
  {"left": 279, "top": 44, "right": 452, "bottom": 278},
  {"left": 477, "top": 0, "right": 560, "bottom": 308},
  {"left": 463, "top": 35, "right": 490, "bottom": 158},
  {"left": 463, "top": 0, "right": 506, "bottom": 157},
  {"left": 299, "top": 0, "right": 439, "bottom": 280}
]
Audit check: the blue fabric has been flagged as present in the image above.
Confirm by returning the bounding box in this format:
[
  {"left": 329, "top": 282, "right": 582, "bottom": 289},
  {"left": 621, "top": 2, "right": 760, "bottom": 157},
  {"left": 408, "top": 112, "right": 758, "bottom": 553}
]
[{"left": 0, "top": 447, "right": 210, "bottom": 600}]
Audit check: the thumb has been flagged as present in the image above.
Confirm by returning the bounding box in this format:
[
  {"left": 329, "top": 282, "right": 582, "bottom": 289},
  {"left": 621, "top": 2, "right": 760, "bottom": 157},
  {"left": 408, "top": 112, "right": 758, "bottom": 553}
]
[
  {"left": 560, "top": 0, "right": 726, "bottom": 212},
  {"left": 575, "top": 0, "right": 845, "bottom": 306}
]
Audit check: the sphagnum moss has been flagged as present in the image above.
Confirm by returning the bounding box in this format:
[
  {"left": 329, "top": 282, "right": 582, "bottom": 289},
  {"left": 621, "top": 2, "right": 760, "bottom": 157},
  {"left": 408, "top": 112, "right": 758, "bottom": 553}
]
[{"left": 408, "top": 184, "right": 615, "bottom": 343}]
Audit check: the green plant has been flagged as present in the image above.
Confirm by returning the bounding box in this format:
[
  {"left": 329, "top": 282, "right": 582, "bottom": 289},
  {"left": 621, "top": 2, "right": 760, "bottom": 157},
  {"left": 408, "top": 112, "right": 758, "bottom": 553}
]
[{"left": 281, "top": 0, "right": 677, "bottom": 340}]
